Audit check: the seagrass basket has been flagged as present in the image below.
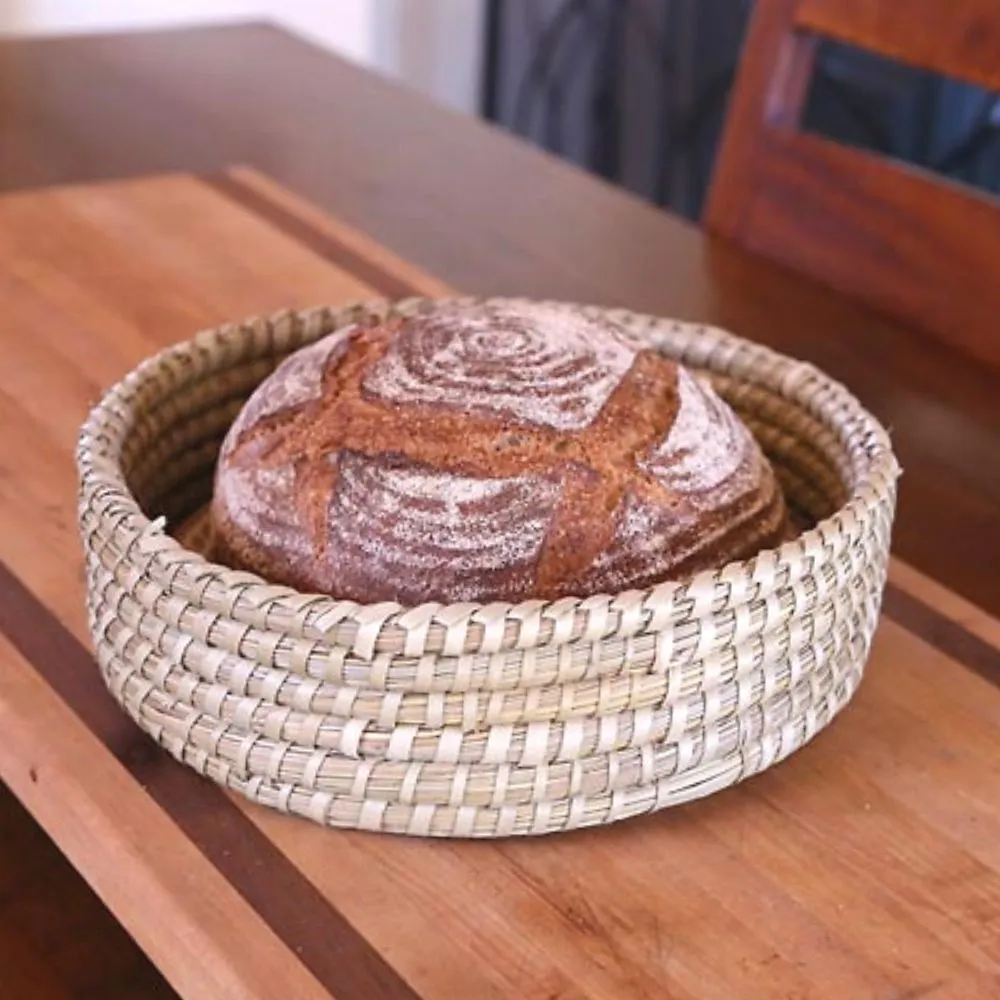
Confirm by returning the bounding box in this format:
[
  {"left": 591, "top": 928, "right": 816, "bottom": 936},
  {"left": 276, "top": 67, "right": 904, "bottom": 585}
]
[{"left": 76, "top": 297, "right": 900, "bottom": 838}]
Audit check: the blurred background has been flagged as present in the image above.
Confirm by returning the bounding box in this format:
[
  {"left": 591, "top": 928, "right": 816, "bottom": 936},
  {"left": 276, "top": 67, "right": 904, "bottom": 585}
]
[
  {"left": 3, "top": 0, "right": 999, "bottom": 222},
  {"left": 0, "top": 0, "right": 487, "bottom": 115}
]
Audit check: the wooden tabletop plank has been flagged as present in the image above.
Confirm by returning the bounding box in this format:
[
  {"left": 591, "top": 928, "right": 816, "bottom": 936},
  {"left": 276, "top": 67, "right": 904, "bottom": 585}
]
[
  {"left": 889, "top": 561, "right": 1000, "bottom": 653},
  {"left": 0, "top": 170, "right": 999, "bottom": 1000},
  {"left": 0, "top": 632, "right": 331, "bottom": 1000},
  {"left": 0, "top": 779, "right": 180, "bottom": 1000},
  {"left": 0, "top": 924, "right": 74, "bottom": 1000}
]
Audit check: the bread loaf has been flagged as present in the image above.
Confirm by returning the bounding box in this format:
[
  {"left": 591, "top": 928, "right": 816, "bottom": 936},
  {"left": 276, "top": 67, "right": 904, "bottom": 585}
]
[{"left": 211, "top": 301, "right": 788, "bottom": 604}]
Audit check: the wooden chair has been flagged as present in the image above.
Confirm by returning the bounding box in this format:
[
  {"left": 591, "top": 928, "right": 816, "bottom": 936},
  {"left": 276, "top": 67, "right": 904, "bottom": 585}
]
[{"left": 705, "top": 0, "right": 1000, "bottom": 369}]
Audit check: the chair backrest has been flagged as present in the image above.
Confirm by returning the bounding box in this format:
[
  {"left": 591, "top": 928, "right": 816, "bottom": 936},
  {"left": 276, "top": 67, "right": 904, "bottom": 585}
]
[{"left": 705, "top": 0, "right": 1000, "bottom": 369}]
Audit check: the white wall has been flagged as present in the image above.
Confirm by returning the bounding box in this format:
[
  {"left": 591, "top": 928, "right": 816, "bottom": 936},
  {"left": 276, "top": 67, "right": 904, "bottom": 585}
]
[
  {"left": 0, "top": 0, "right": 262, "bottom": 35},
  {"left": 368, "top": 0, "right": 485, "bottom": 115},
  {"left": 0, "top": 0, "right": 484, "bottom": 113},
  {"left": 265, "top": 0, "right": 376, "bottom": 68}
]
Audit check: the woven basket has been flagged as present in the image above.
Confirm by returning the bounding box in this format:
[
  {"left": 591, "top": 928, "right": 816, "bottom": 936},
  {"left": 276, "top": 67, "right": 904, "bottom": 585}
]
[{"left": 76, "top": 297, "right": 900, "bottom": 838}]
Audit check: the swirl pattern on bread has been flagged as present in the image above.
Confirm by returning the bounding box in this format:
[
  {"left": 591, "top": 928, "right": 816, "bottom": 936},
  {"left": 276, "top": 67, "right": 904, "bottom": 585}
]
[{"left": 362, "top": 302, "right": 644, "bottom": 431}]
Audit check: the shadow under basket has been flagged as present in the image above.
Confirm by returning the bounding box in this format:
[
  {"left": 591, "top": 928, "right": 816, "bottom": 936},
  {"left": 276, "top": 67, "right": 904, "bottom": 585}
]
[{"left": 76, "top": 297, "right": 900, "bottom": 838}]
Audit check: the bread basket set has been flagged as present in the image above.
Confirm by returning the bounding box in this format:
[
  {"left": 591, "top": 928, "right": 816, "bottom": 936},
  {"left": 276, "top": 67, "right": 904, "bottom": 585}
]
[{"left": 76, "top": 296, "right": 900, "bottom": 838}]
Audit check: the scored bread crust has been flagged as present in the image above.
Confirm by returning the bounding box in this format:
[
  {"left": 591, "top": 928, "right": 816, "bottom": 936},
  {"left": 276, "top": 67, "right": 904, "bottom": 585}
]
[{"left": 211, "top": 301, "right": 787, "bottom": 604}]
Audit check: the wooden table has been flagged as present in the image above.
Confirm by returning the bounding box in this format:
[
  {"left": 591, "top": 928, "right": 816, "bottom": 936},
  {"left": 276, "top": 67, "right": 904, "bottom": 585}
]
[
  {"left": 0, "top": 24, "right": 998, "bottom": 1000},
  {"left": 1, "top": 164, "right": 999, "bottom": 1000}
]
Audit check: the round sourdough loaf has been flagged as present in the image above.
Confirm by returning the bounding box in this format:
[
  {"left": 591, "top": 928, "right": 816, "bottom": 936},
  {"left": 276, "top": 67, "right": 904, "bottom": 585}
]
[{"left": 211, "top": 301, "right": 788, "bottom": 604}]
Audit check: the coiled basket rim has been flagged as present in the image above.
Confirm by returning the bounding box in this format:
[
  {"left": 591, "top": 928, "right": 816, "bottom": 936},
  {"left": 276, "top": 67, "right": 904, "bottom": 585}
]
[{"left": 76, "top": 295, "right": 901, "bottom": 664}]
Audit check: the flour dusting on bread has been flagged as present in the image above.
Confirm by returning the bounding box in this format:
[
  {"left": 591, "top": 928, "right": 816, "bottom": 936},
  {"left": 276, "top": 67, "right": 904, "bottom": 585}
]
[
  {"left": 324, "top": 452, "right": 562, "bottom": 603},
  {"left": 216, "top": 461, "right": 311, "bottom": 563},
  {"left": 224, "top": 330, "right": 353, "bottom": 450},
  {"left": 362, "top": 302, "right": 643, "bottom": 431},
  {"left": 641, "top": 368, "right": 759, "bottom": 506},
  {"left": 579, "top": 491, "right": 697, "bottom": 592}
]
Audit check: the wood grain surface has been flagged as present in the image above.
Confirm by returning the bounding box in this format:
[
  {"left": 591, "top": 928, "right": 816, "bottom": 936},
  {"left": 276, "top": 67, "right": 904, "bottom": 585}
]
[
  {"left": 0, "top": 781, "right": 178, "bottom": 1000},
  {"left": 1, "top": 25, "right": 996, "bottom": 620},
  {"left": 0, "top": 168, "right": 998, "bottom": 1000},
  {"left": 706, "top": 0, "right": 1000, "bottom": 369},
  {"left": 0, "top": 919, "right": 73, "bottom": 1000}
]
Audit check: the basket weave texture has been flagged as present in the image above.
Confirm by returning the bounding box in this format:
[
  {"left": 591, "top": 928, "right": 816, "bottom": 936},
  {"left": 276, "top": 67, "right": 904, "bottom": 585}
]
[{"left": 76, "top": 297, "right": 900, "bottom": 838}]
